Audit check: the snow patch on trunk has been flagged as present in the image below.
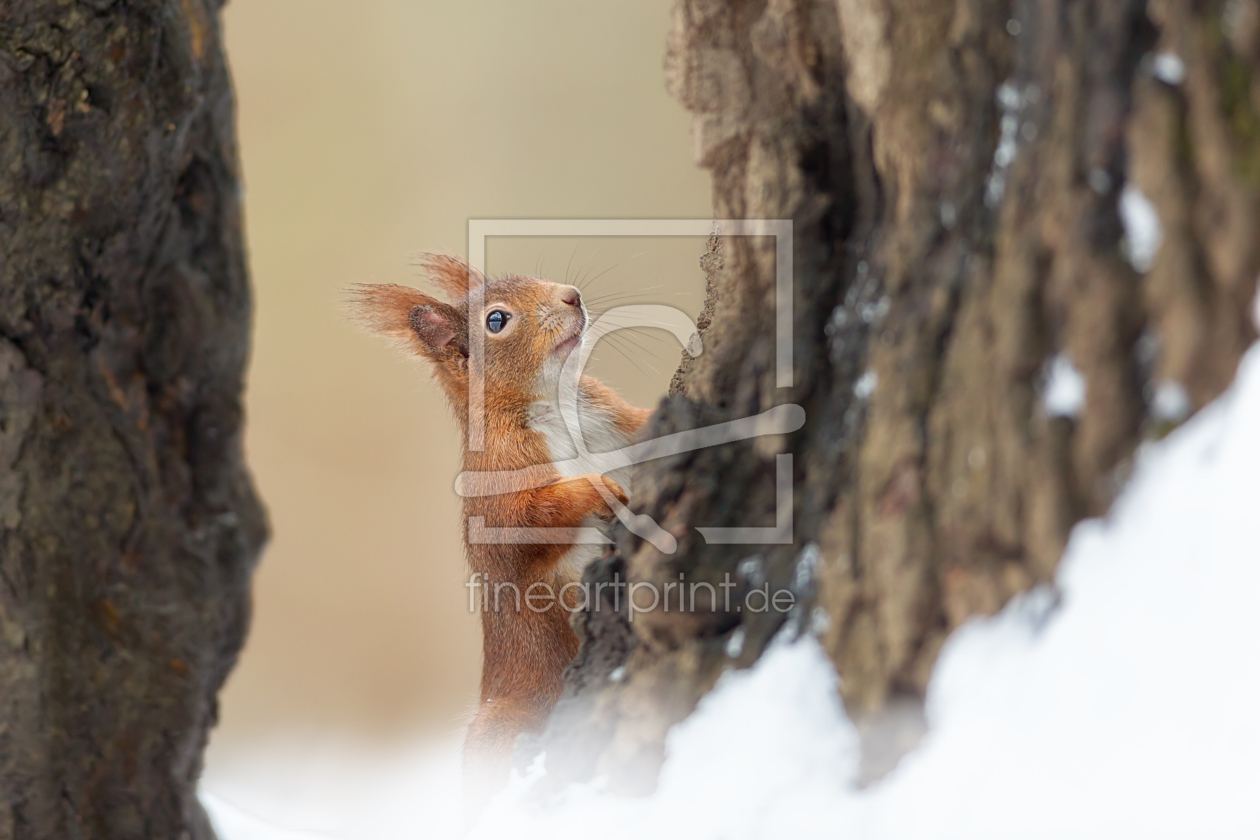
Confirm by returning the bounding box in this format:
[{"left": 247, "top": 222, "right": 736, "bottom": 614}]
[
  {"left": 1042, "top": 354, "right": 1086, "bottom": 417},
  {"left": 1120, "top": 184, "right": 1163, "bottom": 273}
]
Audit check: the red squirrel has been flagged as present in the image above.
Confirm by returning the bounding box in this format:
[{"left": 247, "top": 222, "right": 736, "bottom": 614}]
[{"left": 352, "top": 254, "right": 651, "bottom": 812}]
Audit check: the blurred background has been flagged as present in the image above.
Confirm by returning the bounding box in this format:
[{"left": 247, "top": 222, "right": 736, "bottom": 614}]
[{"left": 207, "top": 0, "right": 711, "bottom": 779}]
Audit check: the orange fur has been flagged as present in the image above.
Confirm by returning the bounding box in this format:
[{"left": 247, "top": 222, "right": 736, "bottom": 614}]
[{"left": 350, "top": 255, "right": 651, "bottom": 821}]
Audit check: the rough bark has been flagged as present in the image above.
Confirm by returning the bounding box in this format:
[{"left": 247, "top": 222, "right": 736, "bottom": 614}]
[
  {"left": 0, "top": 2, "right": 265, "bottom": 838},
  {"left": 534, "top": 0, "right": 1259, "bottom": 793}
]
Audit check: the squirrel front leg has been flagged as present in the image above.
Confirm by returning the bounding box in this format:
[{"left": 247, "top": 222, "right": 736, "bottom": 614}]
[{"left": 527, "top": 473, "right": 628, "bottom": 528}]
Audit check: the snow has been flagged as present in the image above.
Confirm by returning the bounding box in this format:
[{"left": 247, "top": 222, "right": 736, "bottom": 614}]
[
  {"left": 1120, "top": 185, "right": 1163, "bottom": 272},
  {"left": 202, "top": 735, "right": 464, "bottom": 840},
  {"left": 985, "top": 82, "right": 1029, "bottom": 208},
  {"left": 854, "top": 371, "right": 879, "bottom": 400},
  {"left": 1151, "top": 53, "right": 1186, "bottom": 85},
  {"left": 204, "top": 342, "right": 1260, "bottom": 839},
  {"left": 1151, "top": 380, "right": 1191, "bottom": 422},
  {"left": 1042, "top": 353, "right": 1086, "bottom": 417}
]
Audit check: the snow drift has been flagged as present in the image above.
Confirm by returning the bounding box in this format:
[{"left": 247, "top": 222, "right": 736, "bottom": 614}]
[{"left": 205, "top": 339, "right": 1260, "bottom": 840}]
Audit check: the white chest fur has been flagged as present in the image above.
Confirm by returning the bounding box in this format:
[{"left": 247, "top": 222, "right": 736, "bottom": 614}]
[
  {"left": 527, "top": 393, "right": 635, "bottom": 579},
  {"left": 526, "top": 395, "right": 634, "bottom": 488}
]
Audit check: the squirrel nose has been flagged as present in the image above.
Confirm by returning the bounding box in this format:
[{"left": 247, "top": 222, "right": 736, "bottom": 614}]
[{"left": 561, "top": 287, "right": 582, "bottom": 307}]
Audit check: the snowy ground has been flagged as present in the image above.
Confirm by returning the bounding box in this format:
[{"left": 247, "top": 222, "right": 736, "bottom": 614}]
[{"left": 204, "top": 336, "right": 1260, "bottom": 840}]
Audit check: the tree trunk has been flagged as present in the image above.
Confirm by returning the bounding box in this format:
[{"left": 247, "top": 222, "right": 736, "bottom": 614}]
[
  {"left": 0, "top": 2, "right": 264, "bottom": 838},
  {"left": 535, "top": 0, "right": 1259, "bottom": 793}
]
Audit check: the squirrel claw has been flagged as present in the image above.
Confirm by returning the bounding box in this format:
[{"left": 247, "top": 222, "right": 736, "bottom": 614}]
[{"left": 584, "top": 474, "right": 629, "bottom": 514}]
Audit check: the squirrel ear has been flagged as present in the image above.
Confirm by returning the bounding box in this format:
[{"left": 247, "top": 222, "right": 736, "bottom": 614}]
[
  {"left": 409, "top": 303, "right": 468, "bottom": 357},
  {"left": 347, "top": 283, "right": 467, "bottom": 358},
  {"left": 416, "top": 252, "right": 485, "bottom": 299}
]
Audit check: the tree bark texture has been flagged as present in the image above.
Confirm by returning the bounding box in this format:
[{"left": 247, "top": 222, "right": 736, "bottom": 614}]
[
  {"left": 536, "top": 0, "right": 1259, "bottom": 793},
  {"left": 0, "top": 2, "right": 264, "bottom": 838}
]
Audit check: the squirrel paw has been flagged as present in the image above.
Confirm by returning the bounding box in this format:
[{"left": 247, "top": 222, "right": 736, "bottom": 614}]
[{"left": 583, "top": 474, "right": 629, "bottom": 515}]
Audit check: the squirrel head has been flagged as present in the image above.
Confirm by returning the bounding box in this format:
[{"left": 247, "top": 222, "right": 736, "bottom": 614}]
[{"left": 351, "top": 254, "right": 588, "bottom": 411}]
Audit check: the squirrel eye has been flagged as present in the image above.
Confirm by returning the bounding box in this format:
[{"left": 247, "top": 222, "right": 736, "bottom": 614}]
[{"left": 486, "top": 309, "right": 510, "bottom": 334}]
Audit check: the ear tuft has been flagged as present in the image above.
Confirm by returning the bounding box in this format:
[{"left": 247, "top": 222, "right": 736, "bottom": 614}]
[
  {"left": 415, "top": 252, "right": 486, "bottom": 298},
  {"left": 346, "top": 283, "right": 433, "bottom": 339},
  {"left": 347, "top": 283, "right": 466, "bottom": 358}
]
